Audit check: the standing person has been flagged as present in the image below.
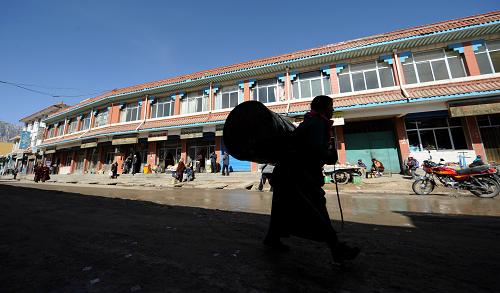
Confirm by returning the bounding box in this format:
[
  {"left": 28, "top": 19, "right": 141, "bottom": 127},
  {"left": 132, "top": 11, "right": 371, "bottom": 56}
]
[
  {"left": 222, "top": 152, "right": 230, "bottom": 176},
  {"left": 132, "top": 154, "right": 139, "bottom": 175},
  {"left": 469, "top": 155, "right": 485, "bottom": 167},
  {"left": 34, "top": 163, "right": 42, "bottom": 183},
  {"left": 12, "top": 167, "right": 18, "bottom": 180},
  {"left": 264, "top": 95, "right": 359, "bottom": 264},
  {"left": 210, "top": 151, "right": 217, "bottom": 173},
  {"left": 195, "top": 153, "right": 202, "bottom": 173},
  {"left": 110, "top": 161, "right": 118, "bottom": 179},
  {"left": 199, "top": 153, "right": 206, "bottom": 173},
  {"left": 176, "top": 159, "right": 186, "bottom": 182},
  {"left": 41, "top": 164, "right": 50, "bottom": 182},
  {"left": 258, "top": 163, "right": 275, "bottom": 192}
]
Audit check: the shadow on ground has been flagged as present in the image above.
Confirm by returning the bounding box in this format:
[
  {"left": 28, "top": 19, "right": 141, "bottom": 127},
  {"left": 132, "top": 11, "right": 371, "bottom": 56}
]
[{"left": 1, "top": 184, "right": 499, "bottom": 292}]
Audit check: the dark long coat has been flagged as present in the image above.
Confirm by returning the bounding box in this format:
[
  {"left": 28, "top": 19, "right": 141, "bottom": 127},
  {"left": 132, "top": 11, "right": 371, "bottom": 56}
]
[{"left": 268, "top": 113, "right": 338, "bottom": 242}]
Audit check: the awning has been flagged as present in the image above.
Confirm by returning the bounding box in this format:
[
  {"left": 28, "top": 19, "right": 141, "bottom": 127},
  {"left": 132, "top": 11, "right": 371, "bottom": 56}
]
[
  {"left": 81, "top": 142, "right": 98, "bottom": 148},
  {"left": 449, "top": 97, "right": 500, "bottom": 118}
]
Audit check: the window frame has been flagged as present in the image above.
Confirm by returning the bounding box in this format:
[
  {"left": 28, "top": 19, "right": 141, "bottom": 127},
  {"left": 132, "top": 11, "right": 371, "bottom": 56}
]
[
  {"left": 181, "top": 91, "right": 208, "bottom": 114},
  {"left": 151, "top": 97, "right": 175, "bottom": 118},
  {"left": 94, "top": 109, "right": 108, "bottom": 128},
  {"left": 474, "top": 40, "right": 500, "bottom": 74},
  {"left": 406, "top": 118, "right": 467, "bottom": 151},
  {"left": 81, "top": 114, "right": 91, "bottom": 131},
  {"left": 68, "top": 119, "right": 78, "bottom": 134},
  {"left": 120, "top": 102, "right": 140, "bottom": 123},
  {"left": 402, "top": 48, "right": 467, "bottom": 84},
  {"left": 252, "top": 78, "right": 283, "bottom": 104},
  {"left": 216, "top": 85, "right": 242, "bottom": 110},
  {"left": 337, "top": 60, "right": 395, "bottom": 93},
  {"left": 292, "top": 70, "right": 331, "bottom": 99}
]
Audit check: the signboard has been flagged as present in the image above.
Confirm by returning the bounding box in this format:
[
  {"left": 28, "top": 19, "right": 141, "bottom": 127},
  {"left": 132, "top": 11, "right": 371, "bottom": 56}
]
[
  {"left": 112, "top": 137, "right": 138, "bottom": 145},
  {"left": 45, "top": 149, "right": 56, "bottom": 154},
  {"left": 81, "top": 142, "right": 98, "bottom": 149},
  {"left": 19, "top": 131, "right": 31, "bottom": 149},
  {"left": 332, "top": 111, "right": 345, "bottom": 126},
  {"left": 215, "top": 130, "right": 223, "bottom": 137},
  {"left": 148, "top": 132, "right": 168, "bottom": 142},
  {"left": 449, "top": 102, "right": 500, "bottom": 117},
  {"left": 180, "top": 132, "right": 203, "bottom": 139}
]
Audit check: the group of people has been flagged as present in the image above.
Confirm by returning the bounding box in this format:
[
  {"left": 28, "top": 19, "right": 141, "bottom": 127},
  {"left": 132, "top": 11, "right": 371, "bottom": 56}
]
[
  {"left": 122, "top": 153, "right": 141, "bottom": 175},
  {"left": 173, "top": 151, "right": 232, "bottom": 182},
  {"left": 357, "top": 158, "right": 385, "bottom": 178},
  {"left": 33, "top": 162, "right": 50, "bottom": 183}
]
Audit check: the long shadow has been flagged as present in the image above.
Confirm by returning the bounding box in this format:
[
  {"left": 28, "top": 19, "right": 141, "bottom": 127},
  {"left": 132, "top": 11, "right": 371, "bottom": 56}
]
[{"left": 1, "top": 184, "right": 499, "bottom": 293}]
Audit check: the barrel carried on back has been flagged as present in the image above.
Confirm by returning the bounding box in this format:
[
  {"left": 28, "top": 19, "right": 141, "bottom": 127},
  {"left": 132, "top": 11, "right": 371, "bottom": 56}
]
[{"left": 223, "top": 101, "right": 296, "bottom": 164}]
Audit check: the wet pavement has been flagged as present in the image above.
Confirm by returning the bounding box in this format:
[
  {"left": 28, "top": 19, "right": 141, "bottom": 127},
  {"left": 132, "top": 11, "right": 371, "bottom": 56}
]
[{"left": 4, "top": 181, "right": 500, "bottom": 227}]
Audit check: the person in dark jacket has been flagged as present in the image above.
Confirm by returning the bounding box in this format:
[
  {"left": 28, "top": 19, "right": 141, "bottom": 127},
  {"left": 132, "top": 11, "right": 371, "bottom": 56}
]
[
  {"left": 222, "top": 152, "right": 230, "bottom": 176},
  {"left": 176, "top": 160, "right": 186, "bottom": 182},
  {"left": 110, "top": 161, "right": 118, "bottom": 179},
  {"left": 210, "top": 152, "right": 217, "bottom": 173},
  {"left": 263, "top": 95, "right": 359, "bottom": 264},
  {"left": 132, "top": 154, "right": 140, "bottom": 175},
  {"left": 34, "top": 162, "right": 42, "bottom": 183}
]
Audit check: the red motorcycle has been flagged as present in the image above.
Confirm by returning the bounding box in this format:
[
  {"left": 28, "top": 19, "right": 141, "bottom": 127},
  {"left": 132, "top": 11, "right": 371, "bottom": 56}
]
[{"left": 412, "top": 160, "right": 500, "bottom": 198}]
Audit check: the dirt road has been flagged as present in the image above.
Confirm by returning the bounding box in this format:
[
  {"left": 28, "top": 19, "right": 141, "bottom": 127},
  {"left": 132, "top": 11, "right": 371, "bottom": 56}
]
[{"left": 1, "top": 183, "right": 499, "bottom": 292}]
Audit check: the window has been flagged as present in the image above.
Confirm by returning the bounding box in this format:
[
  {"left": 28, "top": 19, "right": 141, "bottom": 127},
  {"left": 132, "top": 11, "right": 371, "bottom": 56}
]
[
  {"left": 405, "top": 117, "right": 468, "bottom": 151},
  {"left": 338, "top": 61, "right": 395, "bottom": 93},
  {"left": 181, "top": 91, "right": 208, "bottom": 114},
  {"left": 120, "top": 102, "right": 140, "bottom": 122},
  {"left": 292, "top": 71, "right": 331, "bottom": 99},
  {"left": 402, "top": 49, "right": 466, "bottom": 84},
  {"left": 56, "top": 122, "right": 64, "bottom": 136},
  {"left": 94, "top": 109, "right": 108, "bottom": 127},
  {"left": 68, "top": 119, "right": 78, "bottom": 133},
  {"left": 477, "top": 114, "right": 500, "bottom": 127},
  {"left": 475, "top": 40, "right": 500, "bottom": 74},
  {"left": 215, "top": 85, "right": 242, "bottom": 109},
  {"left": 47, "top": 126, "right": 55, "bottom": 138},
  {"left": 252, "top": 78, "right": 284, "bottom": 103},
  {"left": 81, "top": 114, "right": 91, "bottom": 131},
  {"left": 151, "top": 97, "right": 175, "bottom": 118}
]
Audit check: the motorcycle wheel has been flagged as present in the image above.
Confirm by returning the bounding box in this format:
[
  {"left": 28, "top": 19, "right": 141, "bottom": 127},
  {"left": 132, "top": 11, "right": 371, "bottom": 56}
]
[
  {"left": 412, "top": 179, "right": 435, "bottom": 195},
  {"left": 470, "top": 177, "right": 500, "bottom": 198},
  {"left": 333, "top": 171, "right": 350, "bottom": 184}
]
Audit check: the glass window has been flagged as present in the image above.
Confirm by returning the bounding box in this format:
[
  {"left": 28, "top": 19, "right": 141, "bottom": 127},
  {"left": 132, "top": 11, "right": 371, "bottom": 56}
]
[
  {"left": 405, "top": 117, "right": 467, "bottom": 151},
  {"left": 337, "top": 61, "right": 394, "bottom": 93},
  {"left": 57, "top": 122, "right": 64, "bottom": 136},
  {"left": 403, "top": 49, "right": 467, "bottom": 83},
  {"left": 253, "top": 78, "right": 282, "bottom": 103},
  {"left": 216, "top": 85, "right": 242, "bottom": 110},
  {"left": 120, "top": 102, "right": 140, "bottom": 122},
  {"left": 94, "top": 109, "right": 108, "bottom": 127},
  {"left": 475, "top": 40, "right": 500, "bottom": 74},
  {"left": 292, "top": 71, "right": 331, "bottom": 99},
  {"left": 181, "top": 91, "right": 208, "bottom": 114},
  {"left": 47, "top": 126, "right": 55, "bottom": 138},
  {"left": 68, "top": 119, "right": 78, "bottom": 133},
  {"left": 81, "top": 114, "right": 91, "bottom": 131},
  {"left": 151, "top": 97, "right": 175, "bottom": 118}
]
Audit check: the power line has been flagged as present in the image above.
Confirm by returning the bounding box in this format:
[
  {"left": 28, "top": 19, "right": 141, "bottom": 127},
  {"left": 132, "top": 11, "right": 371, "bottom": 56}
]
[{"left": 0, "top": 80, "right": 110, "bottom": 98}]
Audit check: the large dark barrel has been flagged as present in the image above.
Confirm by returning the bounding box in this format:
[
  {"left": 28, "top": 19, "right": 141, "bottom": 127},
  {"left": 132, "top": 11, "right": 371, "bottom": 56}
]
[{"left": 223, "top": 101, "right": 296, "bottom": 164}]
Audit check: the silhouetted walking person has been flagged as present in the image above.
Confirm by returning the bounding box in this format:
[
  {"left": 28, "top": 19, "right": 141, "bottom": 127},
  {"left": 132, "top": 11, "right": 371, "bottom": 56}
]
[
  {"left": 222, "top": 152, "right": 230, "bottom": 176},
  {"left": 264, "top": 95, "right": 359, "bottom": 264}
]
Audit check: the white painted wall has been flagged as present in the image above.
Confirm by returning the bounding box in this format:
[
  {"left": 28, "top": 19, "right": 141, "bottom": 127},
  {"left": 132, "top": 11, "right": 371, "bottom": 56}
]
[{"left": 410, "top": 150, "right": 476, "bottom": 165}]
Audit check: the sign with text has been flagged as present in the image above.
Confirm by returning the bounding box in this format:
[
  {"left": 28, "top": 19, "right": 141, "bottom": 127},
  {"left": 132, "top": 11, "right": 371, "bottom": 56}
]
[
  {"left": 19, "top": 131, "right": 31, "bottom": 149},
  {"left": 332, "top": 111, "right": 345, "bottom": 126}
]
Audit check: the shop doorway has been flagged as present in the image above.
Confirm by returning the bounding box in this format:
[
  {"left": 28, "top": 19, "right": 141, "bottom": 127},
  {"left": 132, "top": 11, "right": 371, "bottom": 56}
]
[
  {"left": 478, "top": 114, "right": 500, "bottom": 163},
  {"left": 344, "top": 119, "right": 401, "bottom": 173},
  {"left": 74, "top": 152, "right": 85, "bottom": 174}
]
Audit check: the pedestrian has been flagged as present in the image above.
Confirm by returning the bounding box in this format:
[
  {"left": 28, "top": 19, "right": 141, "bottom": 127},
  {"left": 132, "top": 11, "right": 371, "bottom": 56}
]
[
  {"left": 12, "top": 167, "right": 18, "bottom": 180},
  {"left": 34, "top": 162, "right": 42, "bottom": 183},
  {"left": 258, "top": 163, "right": 274, "bottom": 192},
  {"left": 406, "top": 156, "right": 419, "bottom": 179},
  {"left": 264, "top": 95, "right": 359, "bottom": 264},
  {"left": 132, "top": 154, "right": 139, "bottom": 175},
  {"left": 210, "top": 151, "right": 217, "bottom": 173},
  {"left": 110, "top": 161, "right": 118, "bottom": 179},
  {"left": 176, "top": 159, "right": 186, "bottom": 182},
  {"left": 41, "top": 164, "right": 50, "bottom": 182},
  {"left": 195, "top": 153, "right": 203, "bottom": 173},
  {"left": 222, "top": 152, "right": 230, "bottom": 176}
]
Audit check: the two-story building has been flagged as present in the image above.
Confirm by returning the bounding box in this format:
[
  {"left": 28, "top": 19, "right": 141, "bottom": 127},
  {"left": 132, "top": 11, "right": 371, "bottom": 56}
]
[
  {"left": 16, "top": 103, "right": 68, "bottom": 173},
  {"left": 39, "top": 11, "right": 500, "bottom": 175}
]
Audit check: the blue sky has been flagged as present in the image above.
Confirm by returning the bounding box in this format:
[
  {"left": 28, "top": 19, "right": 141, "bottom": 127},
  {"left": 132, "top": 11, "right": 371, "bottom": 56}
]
[{"left": 1, "top": 0, "right": 498, "bottom": 124}]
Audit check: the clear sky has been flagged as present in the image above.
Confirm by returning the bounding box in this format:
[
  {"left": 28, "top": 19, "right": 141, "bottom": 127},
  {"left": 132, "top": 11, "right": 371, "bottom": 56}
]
[{"left": 1, "top": 0, "right": 498, "bottom": 124}]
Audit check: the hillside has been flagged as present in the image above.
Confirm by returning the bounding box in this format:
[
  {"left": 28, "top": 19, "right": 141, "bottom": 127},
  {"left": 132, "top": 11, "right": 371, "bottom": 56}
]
[{"left": 0, "top": 121, "right": 21, "bottom": 142}]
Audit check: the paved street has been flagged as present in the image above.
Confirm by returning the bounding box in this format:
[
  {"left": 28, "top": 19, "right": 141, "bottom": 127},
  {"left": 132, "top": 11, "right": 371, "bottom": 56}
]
[{"left": 1, "top": 182, "right": 499, "bottom": 292}]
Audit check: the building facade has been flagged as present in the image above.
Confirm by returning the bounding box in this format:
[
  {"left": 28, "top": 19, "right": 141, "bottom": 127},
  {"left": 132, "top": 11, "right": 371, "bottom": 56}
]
[
  {"left": 39, "top": 12, "right": 500, "bottom": 175},
  {"left": 13, "top": 103, "right": 69, "bottom": 174}
]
